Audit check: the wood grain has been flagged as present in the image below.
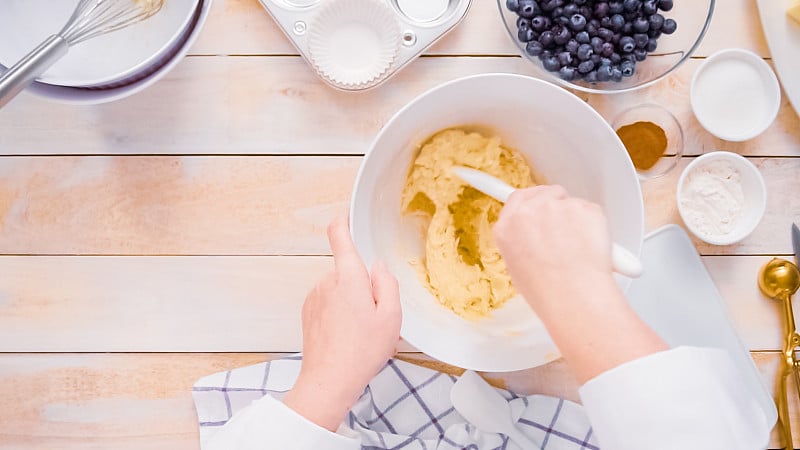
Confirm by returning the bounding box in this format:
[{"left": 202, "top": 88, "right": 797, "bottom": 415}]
[
  {"left": 190, "top": 0, "right": 769, "bottom": 58},
  {"left": 0, "top": 156, "right": 797, "bottom": 256},
  {"left": 1, "top": 57, "right": 798, "bottom": 156},
  {"left": 0, "top": 254, "right": 794, "bottom": 352},
  {"left": 0, "top": 352, "right": 793, "bottom": 449}
]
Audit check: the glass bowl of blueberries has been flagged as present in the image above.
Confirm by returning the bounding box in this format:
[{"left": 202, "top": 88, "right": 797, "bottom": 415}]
[{"left": 500, "top": 0, "right": 714, "bottom": 93}]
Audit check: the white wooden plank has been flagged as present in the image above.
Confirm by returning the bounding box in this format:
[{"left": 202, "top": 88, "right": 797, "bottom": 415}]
[
  {"left": 0, "top": 156, "right": 796, "bottom": 256},
  {"left": 0, "top": 254, "right": 794, "bottom": 352},
  {"left": 1, "top": 57, "right": 797, "bottom": 156},
  {"left": 0, "top": 352, "right": 792, "bottom": 448}
]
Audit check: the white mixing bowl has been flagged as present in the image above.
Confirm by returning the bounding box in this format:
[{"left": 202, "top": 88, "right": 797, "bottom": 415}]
[
  {"left": 0, "top": 0, "right": 211, "bottom": 105},
  {"left": 0, "top": 0, "right": 199, "bottom": 88},
  {"left": 350, "top": 74, "right": 644, "bottom": 372}
]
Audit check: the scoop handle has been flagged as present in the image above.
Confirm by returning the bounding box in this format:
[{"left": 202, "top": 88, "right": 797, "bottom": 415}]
[{"left": 452, "top": 166, "right": 643, "bottom": 279}]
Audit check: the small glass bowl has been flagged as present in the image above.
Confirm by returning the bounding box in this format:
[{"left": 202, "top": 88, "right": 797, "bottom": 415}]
[{"left": 611, "top": 103, "right": 684, "bottom": 181}]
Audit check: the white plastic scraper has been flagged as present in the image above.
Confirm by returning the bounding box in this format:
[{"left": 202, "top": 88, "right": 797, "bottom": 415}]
[{"left": 452, "top": 166, "right": 643, "bottom": 278}]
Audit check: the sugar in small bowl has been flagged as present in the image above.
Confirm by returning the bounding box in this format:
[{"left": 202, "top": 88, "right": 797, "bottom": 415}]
[
  {"left": 677, "top": 151, "right": 766, "bottom": 245},
  {"left": 690, "top": 49, "right": 781, "bottom": 142}
]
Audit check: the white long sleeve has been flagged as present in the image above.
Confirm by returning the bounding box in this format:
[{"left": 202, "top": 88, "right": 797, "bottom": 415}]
[
  {"left": 204, "top": 394, "right": 361, "bottom": 450},
  {"left": 579, "top": 346, "right": 771, "bottom": 450}
]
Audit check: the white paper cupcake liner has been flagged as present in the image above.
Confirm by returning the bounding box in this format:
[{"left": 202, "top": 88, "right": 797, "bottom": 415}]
[{"left": 307, "top": 0, "right": 401, "bottom": 89}]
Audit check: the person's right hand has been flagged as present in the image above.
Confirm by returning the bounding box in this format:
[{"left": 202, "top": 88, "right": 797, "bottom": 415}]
[
  {"left": 494, "top": 185, "right": 667, "bottom": 385},
  {"left": 493, "top": 185, "right": 616, "bottom": 311}
]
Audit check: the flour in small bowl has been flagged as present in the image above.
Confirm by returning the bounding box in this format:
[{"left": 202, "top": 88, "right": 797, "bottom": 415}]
[{"left": 680, "top": 161, "right": 744, "bottom": 236}]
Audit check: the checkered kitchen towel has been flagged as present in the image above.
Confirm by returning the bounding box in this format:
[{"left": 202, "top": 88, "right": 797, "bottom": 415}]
[{"left": 193, "top": 355, "right": 599, "bottom": 449}]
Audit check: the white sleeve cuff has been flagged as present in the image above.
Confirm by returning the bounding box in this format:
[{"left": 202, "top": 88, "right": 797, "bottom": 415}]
[
  {"left": 579, "top": 346, "right": 770, "bottom": 450},
  {"left": 204, "top": 394, "right": 361, "bottom": 450}
]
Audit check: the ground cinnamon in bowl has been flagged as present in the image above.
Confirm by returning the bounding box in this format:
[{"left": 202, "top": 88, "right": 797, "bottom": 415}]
[
  {"left": 610, "top": 104, "right": 684, "bottom": 180},
  {"left": 616, "top": 121, "right": 668, "bottom": 171}
]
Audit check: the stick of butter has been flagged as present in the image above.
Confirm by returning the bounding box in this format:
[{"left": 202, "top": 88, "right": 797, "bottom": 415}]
[{"left": 789, "top": 0, "right": 800, "bottom": 25}]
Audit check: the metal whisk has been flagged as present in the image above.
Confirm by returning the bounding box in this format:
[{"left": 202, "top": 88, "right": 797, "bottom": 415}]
[{"left": 0, "top": 0, "right": 163, "bottom": 108}]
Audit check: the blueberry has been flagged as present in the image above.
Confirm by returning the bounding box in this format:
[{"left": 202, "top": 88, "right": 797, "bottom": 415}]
[
  {"left": 658, "top": 0, "right": 673, "bottom": 11},
  {"left": 574, "top": 0, "right": 588, "bottom": 5},
  {"left": 600, "top": 16, "right": 613, "bottom": 28},
  {"left": 620, "top": 59, "right": 636, "bottom": 76},
  {"left": 596, "top": 64, "right": 613, "bottom": 81},
  {"left": 611, "top": 32, "right": 622, "bottom": 44},
  {"left": 531, "top": 15, "right": 551, "bottom": 31},
  {"left": 633, "top": 47, "right": 648, "bottom": 61},
  {"left": 591, "top": 53, "right": 602, "bottom": 64},
  {"left": 609, "top": 0, "right": 624, "bottom": 13},
  {"left": 552, "top": 6, "right": 565, "bottom": 17},
  {"left": 566, "top": 38, "right": 580, "bottom": 54},
  {"left": 541, "top": 0, "right": 557, "bottom": 12},
  {"left": 622, "top": 22, "right": 633, "bottom": 34},
  {"left": 618, "top": 35, "right": 635, "bottom": 53},
  {"left": 611, "top": 66, "right": 623, "bottom": 81},
  {"left": 590, "top": 36, "right": 604, "bottom": 53},
  {"left": 586, "top": 22, "right": 598, "bottom": 36},
  {"left": 633, "top": 16, "right": 649, "bottom": 33},
  {"left": 517, "top": 16, "right": 531, "bottom": 30},
  {"left": 610, "top": 14, "right": 625, "bottom": 31},
  {"left": 645, "top": 38, "right": 658, "bottom": 52},
  {"left": 600, "top": 56, "right": 612, "bottom": 66},
  {"left": 642, "top": 0, "right": 658, "bottom": 15},
  {"left": 553, "top": 25, "right": 572, "bottom": 45},
  {"left": 526, "top": 40, "right": 545, "bottom": 56},
  {"left": 578, "top": 60, "right": 595, "bottom": 73},
  {"left": 633, "top": 33, "right": 648, "bottom": 48},
  {"left": 601, "top": 41, "right": 615, "bottom": 57},
  {"left": 519, "top": 0, "right": 538, "bottom": 17},
  {"left": 556, "top": 15, "right": 571, "bottom": 26},
  {"left": 506, "top": 0, "right": 520, "bottom": 12},
  {"left": 584, "top": 70, "right": 599, "bottom": 82},
  {"left": 543, "top": 55, "right": 561, "bottom": 72},
  {"left": 563, "top": 4, "right": 579, "bottom": 16},
  {"left": 648, "top": 13, "right": 664, "bottom": 31},
  {"left": 593, "top": 2, "right": 610, "bottom": 18},
  {"left": 648, "top": 29, "right": 662, "bottom": 39},
  {"left": 569, "top": 13, "right": 587, "bottom": 31},
  {"left": 662, "top": 18, "right": 677, "bottom": 34},
  {"left": 623, "top": 0, "right": 640, "bottom": 12},
  {"left": 610, "top": 52, "right": 622, "bottom": 64},
  {"left": 518, "top": 27, "right": 536, "bottom": 42},
  {"left": 598, "top": 27, "right": 614, "bottom": 41},
  {"left": 559, "top": 65, "right": 577, "bottom": 81},
  {"left": 557, "top": 51, "right": 573, "bottom": 66},
  {"left": 579, "top": 5, "right": 593, "bottom": 18},
  {"left": 576, "top": 31, "right": 590, "bottom": 43},
  {"left": 577, "top": 43, "right": 594, "bottom": 60},
  {"left": 539, "top": 30, "right": 555, "bottom": 48}
]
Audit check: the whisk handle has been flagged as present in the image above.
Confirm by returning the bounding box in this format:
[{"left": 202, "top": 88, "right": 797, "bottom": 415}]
[{"left": 0, "top": 35, "right": 68, "bottom": 109}]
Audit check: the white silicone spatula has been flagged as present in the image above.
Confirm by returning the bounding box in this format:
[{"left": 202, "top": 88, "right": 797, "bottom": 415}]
[
  {"left": 450, "top": 370, "right": 538, "bottom": 449},
  {"left": 452, "top": 166, "right": 643, "bottom": 278}
]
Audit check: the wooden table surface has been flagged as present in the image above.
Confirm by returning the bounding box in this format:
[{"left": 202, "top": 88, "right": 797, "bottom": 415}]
[{"left": 1, "top": 0, "right": 799, "bottom": 448}]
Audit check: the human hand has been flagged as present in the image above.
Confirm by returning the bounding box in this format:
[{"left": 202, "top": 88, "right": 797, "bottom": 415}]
[
  {"left": 494, "top": 186, "right": 667, "bottom": 383},
  {"left": 493, "top": 185, "right": 616, "bottom": 311},
  {"left": 284, "top": 215, "right": 402, "bottom": 431}
]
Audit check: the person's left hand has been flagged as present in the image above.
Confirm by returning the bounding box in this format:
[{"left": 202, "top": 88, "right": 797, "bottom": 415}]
[{"left": 284, "top": 215, "right": 402, "bottom": 431}]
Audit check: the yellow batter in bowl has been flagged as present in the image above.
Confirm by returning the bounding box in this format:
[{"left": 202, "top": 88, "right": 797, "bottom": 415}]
[{"left": 401, "top": 128, "right": 537, "bottom": 319}]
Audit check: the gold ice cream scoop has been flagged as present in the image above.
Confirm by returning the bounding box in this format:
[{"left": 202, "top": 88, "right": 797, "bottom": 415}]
[{"left": 759, "top": 258, "right": 800, "bottom": 449}]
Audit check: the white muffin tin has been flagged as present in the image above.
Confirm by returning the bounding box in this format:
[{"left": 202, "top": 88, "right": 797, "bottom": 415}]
[{"left": 258, "top": 0, "right": 472, "bottom": 91}]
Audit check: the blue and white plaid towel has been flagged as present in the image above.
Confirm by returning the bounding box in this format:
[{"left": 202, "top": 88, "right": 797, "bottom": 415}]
[{"left": 192, "top": 356, "right": 599, "bottom": 449}]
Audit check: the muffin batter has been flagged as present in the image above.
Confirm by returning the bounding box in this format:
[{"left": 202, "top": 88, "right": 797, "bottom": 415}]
[{"left": 401, "top": 129, "right": 537, "bottom": 319}]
